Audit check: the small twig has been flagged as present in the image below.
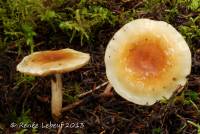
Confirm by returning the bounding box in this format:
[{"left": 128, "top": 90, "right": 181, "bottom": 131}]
[
  {"left": 189, "top": 99, "right": 200, "bottom": 112},
  {"left": 62, "top": 99, "right": 85, "bottom": 112},
  {"left": 78, "top": 81, "right": 109, "bottom": 98},
  {"left": 22, "top": 82, "right": 38, "bottom": 110},
  {"left": 5, "top": 50, "right": 18, "bottom": 54},
  {"left": 57, "top": 122, "right": 64, "bottom": 134},
  {"left": 101, "top": 83, "right": 113, "bottom": 97},
  {"left": 35, "top": 41, "right": 45, "bottom": 47},
  {"left": 161, "top": 85, "right": 184, "bottom": 128},
  {"left": 62, "top": 83, "right": 113, "bottom": 112},
  {"left": 99, "top": 130, "right": 106, "bottom": 134},
  {"left": 167, "top": 85, "right": 184, "bottom": 106},
  {"left": 36, "top": 95, "right": 50, "bottom": 103},
  {"left": 187, "top": 120, "right": 200, "bottom": 129}
]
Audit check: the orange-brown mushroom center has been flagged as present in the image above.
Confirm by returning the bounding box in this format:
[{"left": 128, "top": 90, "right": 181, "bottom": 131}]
[
  {"left": 124, "top": 35, "right": 168, "bottom": 77},
  {"left": 31, "top": 50, "right": 76, "bottom": 64},
  {"left": 127, "top": 44, "right": 166, "bottom": 75}
]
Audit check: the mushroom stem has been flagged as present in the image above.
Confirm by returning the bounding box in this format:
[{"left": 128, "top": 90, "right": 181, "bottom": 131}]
[{"left": 51, "top": 74, "right": 63, "bottom": 120}]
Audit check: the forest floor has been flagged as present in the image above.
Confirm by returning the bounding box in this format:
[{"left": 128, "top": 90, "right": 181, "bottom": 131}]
[{"left": 0, "top": 0, "right": 200, "bottom": 134}]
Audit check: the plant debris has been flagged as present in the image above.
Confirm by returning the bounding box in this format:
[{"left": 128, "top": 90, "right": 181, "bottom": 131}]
[{"left": 0, "top": 0, "right": 200, "bottom": 134}]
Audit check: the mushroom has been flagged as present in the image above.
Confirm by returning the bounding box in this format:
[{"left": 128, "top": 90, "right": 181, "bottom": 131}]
[
  {"left": 105, "top": 19, "right": 191, "bottom": 105},
  {"left": 17, "top": 48, "right": 90, "bottom": 119}
]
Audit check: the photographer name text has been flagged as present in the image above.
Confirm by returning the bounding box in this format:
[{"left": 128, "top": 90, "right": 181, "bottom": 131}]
[{"left": 10, "top": 121, "right": 84, "bottom": 129}]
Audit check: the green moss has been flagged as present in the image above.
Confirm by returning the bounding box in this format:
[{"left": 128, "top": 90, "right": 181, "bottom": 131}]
[
  {"left": 59, "top": 5, "right": 117, "bottom": 45},
  {"left": 0, "top": 0, "right": 45, "bottom": 53},
  {"left": 1, "top": 0, "right": 198, "bottom": 54},
  {"left": 0, "top": 0, "right": 117, "bottom": 53}
]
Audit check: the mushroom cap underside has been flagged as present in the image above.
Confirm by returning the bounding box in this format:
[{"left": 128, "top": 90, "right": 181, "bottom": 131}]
[
  {"left": 105, "top": 19, "right": 191, "bottom": 105},
  {"left": 17, "top": 48, "right": 90, "bottom": 76}
]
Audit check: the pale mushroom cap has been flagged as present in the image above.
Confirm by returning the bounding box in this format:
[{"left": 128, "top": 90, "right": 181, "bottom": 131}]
[
  {"left": 17, "top": 48, "right": 90, "bottom": 76},
  {"left": 105, "top": 19, "right": 191, "bottom": 105}
]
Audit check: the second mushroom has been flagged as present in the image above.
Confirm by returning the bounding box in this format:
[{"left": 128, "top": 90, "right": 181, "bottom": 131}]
[{"left": 17, "top": 48, "right": 90, "bottom": 120}]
